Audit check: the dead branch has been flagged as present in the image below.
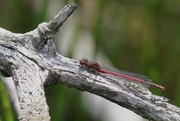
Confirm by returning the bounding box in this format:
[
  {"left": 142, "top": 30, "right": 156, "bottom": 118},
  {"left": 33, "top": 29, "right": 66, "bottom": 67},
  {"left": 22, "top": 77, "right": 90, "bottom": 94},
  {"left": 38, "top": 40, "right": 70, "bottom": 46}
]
[{"left": 0, "top": 3, "right": 179, "bottom": 121}]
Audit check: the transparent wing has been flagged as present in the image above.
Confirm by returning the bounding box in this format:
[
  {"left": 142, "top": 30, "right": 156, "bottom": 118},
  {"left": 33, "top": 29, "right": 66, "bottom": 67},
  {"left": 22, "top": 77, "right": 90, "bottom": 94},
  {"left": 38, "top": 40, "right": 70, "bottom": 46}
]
[{"left": 102, "top": 66, "right": 152, "bottom": 88}]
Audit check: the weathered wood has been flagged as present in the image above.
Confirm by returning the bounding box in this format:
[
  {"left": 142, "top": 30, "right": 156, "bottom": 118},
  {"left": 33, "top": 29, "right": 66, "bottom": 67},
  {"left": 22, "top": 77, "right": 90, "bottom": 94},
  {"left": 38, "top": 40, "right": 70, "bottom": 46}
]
[{"left": 0, "top": 3, "right": 180, "bottom": 121}]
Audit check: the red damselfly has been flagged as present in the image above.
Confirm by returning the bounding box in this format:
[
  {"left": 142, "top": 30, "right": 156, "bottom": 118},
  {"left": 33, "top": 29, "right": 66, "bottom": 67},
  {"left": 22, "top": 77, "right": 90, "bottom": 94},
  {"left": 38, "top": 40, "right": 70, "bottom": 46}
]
[{"left": 79, "top": 58, "right": 165, "bottom": 90}]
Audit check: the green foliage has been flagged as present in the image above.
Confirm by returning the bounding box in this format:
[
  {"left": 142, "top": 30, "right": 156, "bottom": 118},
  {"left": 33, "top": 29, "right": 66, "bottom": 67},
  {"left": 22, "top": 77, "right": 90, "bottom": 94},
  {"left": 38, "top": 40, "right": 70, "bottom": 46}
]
[{"left": 0, "top": 76, "right": 14, "bottom": 121}]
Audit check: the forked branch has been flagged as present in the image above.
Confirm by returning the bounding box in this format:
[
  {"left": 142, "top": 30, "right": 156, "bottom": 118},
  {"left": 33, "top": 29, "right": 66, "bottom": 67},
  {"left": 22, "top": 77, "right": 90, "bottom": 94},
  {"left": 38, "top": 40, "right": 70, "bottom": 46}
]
[{"left": 0, "top": 3, "right": 179, "bottom": 121}]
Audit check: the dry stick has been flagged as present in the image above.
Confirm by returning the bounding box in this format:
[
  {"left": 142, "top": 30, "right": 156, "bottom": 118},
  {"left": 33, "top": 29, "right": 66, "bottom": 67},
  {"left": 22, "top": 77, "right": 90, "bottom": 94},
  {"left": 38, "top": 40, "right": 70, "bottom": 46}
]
[{"left": 0, "top": 3, "right": 180, "bottom": 121}]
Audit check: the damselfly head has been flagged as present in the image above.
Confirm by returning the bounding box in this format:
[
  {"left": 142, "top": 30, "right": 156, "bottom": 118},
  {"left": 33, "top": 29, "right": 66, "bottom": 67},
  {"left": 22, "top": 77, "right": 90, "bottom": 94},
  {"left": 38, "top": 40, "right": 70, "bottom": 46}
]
[{"left": 80, "top": 58, "right": 88, "bottom": 65}]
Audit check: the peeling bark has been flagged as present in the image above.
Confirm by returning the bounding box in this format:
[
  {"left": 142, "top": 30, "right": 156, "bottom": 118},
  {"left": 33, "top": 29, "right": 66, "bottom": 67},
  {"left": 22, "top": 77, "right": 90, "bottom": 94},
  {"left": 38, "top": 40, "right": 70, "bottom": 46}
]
[{"left": 0, "top": 3, "right": 180, "bottom": 121}]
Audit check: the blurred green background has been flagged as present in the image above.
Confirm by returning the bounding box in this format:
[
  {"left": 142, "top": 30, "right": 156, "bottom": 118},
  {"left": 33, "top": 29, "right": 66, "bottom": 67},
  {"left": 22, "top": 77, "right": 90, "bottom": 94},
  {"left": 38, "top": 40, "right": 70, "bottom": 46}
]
[{"left": 0, "top": 0, "right": 180, "bottom": 121}]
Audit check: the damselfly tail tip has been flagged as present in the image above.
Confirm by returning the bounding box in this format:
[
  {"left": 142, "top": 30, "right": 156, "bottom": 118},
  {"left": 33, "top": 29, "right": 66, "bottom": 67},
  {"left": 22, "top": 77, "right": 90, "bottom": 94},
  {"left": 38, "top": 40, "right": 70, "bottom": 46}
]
[{"left": 157, "top": 85, "right": 165, "bottom": 91}]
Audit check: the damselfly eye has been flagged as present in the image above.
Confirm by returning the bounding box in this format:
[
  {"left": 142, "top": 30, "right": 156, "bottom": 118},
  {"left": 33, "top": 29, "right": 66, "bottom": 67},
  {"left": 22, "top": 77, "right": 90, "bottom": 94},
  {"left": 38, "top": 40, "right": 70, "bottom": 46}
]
[{"left": 80, "top": 58, "right": 88, "bottom": 65}]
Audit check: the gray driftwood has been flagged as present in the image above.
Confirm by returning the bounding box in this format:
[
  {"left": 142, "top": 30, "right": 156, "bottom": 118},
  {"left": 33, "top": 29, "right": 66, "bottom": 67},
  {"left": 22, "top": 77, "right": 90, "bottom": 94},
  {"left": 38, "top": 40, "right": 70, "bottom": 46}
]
[{"left": 0, "top": 3, "right": 180, "bottom": 121}]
